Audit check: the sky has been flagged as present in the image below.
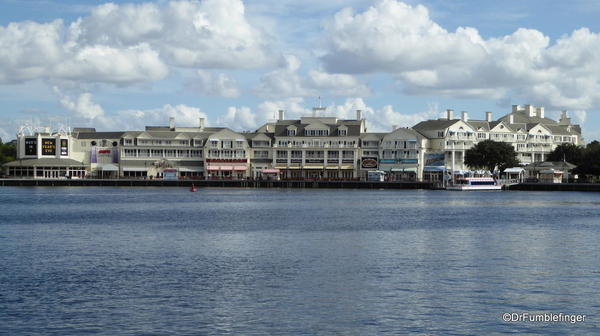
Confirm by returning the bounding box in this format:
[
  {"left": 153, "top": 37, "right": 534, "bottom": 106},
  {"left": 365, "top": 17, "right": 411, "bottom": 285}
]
[{"left": 1, "top": 0, "right": 600, "bottom": 142}]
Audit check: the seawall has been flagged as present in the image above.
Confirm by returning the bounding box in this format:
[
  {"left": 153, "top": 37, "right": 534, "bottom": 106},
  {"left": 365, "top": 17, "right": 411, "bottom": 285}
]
[
  {"left": 508, "top": 183, "right": 600, "bottom": 192},
  {"left": 0, "top": 178, "right": 434, "bottom": 190}
]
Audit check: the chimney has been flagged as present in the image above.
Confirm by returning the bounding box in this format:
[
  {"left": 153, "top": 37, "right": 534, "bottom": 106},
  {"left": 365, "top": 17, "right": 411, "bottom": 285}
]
[
  {"left": 446, "top": 109, "right": 454, "bottom": 120},
  {"left": 169, "top": 117, "right": 175, "bottom": 130},
  {"left": 461, "top": 111, "right": 468, "bottom": 122},
  {"left": 485, "top": 111, "right": 493, "bottom": 122},
  {"left": 525, "top": 104, "right": 535, "bottom": 117},
  {"left": 278, "top": 109, "right": 285, "bottom": 121},
  {"left": 512, "top": 105, "right": 520, "bottom": 113},
  {"left": 559, "top": 110, "right": 571, "bottom": 125},
  {"left": 536, "top": 107, "right": 545, "bottom": 119},
  {"left": 509, "top": 115, "right": 514, "bottom": 124},
  {"left": 356, "top": 109, "right": 363, "bottom": 120},
  {"left": 199, "top": 118, "right": 205, "bottom": 130}
]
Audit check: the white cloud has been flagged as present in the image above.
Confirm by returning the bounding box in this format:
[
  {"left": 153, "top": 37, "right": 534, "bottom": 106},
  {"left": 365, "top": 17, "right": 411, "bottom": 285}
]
[
  {"left": 56, "top": 89, "right": 105, "bottom": 119},
  {"left": 0, "top": 0, "right": 272, "bottom": 85},
  {"left": 217, "top": 106, "right": 258, "bottom": 131},
  {"left": 188, "top": 70, "right": 241, "bottom": 98},
  {"left": 320, "top": 0, "right": 600, "bottom": 110},
  {"left": 308, "top": 70, "right": 372, "bottom": 97},
  {"left": 256, "top": 55, "right": 371, "bottom": 99}
]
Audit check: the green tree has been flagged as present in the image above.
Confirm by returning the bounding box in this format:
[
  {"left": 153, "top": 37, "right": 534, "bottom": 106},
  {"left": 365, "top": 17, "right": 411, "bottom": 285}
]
[
  {"left": 464, "top": 140, "right": 519, "bottom": 172},
  {"left": 0, "top": 141, "right": 16, "bottom": 165},
  {"left": 574, "top": 142, "right": 600, "bottom": 177},
  {"left": 546, "top": 143, "right": 584, "bottom": 166}
]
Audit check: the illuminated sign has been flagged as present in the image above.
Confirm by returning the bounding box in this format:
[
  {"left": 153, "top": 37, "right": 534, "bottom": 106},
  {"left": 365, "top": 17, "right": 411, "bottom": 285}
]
[
  {"left": 60, "top": 139, "right": 68, "bottom": 156},
  {"left": 98, "top": 149, "right": 111, "bottom": 155},
  {"left": 25, "top": 138, "right": 37, "bottom": 156},
  {"left": 361, "top": 157, "right": 378, "bottom": 169},
  {"left": 41, "top": 138, "right": 56, "bottom": 156}
]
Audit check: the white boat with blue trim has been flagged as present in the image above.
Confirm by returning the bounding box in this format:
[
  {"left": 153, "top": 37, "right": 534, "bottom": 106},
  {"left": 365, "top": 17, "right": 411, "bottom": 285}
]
[{"left": 447, "top": 177, "right": 502, "bottom": 191}]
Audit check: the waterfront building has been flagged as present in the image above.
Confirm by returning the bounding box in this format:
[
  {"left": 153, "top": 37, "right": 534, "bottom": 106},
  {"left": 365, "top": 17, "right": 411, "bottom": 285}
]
[
  {"left": 254, "top": 108, "right": 366, "bottom": 180},
  {"left": 2, "top": 104, "right": 583, "bottom": 181},
  {"left": 412, "top": 105, "right": 582, "bottom": 181}
]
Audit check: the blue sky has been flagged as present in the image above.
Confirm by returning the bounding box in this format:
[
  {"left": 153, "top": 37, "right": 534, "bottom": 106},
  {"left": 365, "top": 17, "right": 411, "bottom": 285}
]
[{"left": 1, "top": 0, "right": 599, "bottom": 141}]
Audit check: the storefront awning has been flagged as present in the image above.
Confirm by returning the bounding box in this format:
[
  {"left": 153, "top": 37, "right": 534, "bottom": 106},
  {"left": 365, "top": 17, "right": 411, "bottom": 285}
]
[
  {"left": 99, "top": 164, "right": 119, "bottom": 171},
  {"left": 340, "top": 165, "right": 354, "bottom": 170},
  {"left": 220, "top": 166, "right": 233, "bottom": 171},
  {"left": 207, "top": 165, "right": 220, "bottom": 171},
  {"left": 325, "top": 166, "right": 339, "bottom": 170},
  {"left": 424, "top": 166, "right": 445, "bottom": 172},
  {"left": 503, "top": 167, "right": 524, "bottom": 173},
  {"left": 261, "top": 168, "right": 280, "bottom": 174},
  {"left": 233, "top": 166, "right": 247, "bottom": 171},
  {"left": 304, "top": 166, "right": 323, "bottom": 169},
  {"left": 179, "top": 167, "right": 204, "bottom": 172},
  {"left": 391, "top": 167, "right": 417, "bottom": 173},
  {"left": 123, "top": 167, "right": 149, "bottom": 172}
]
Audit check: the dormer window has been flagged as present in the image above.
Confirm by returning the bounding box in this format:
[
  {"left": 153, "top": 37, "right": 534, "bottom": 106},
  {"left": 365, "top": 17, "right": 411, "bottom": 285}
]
[
  {"left": 338, "top": 129, "right": 347, "bottom": 136},
  {"left": 305, "top": 129, "right": 329, "bottom": 136},
  {"left": 287, "top": 129, "right": 296, "bottom": 136}
]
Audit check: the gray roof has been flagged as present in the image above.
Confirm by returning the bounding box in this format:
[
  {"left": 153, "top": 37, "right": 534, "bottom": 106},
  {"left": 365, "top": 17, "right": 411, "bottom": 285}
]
[
  {"left": 525, "top": 161, "right": 576, "bottom": 171},
  {"left": 466, "top": 120, "right": 490, "bottom": 131},
  {"left": 272, "top": 119, "right": 362, "bottom": 137},
  {"left": 412, "top": 119, "right": 460, "bottom": 133},
  {"left": 498, "top": 112, "right": 559, "bottom": 126},
  {"left": 3, "top": 158, "right": 86, "bottom": 167},
  {"left": 75, "top": 132, "right": 126, "bottom": 139}
]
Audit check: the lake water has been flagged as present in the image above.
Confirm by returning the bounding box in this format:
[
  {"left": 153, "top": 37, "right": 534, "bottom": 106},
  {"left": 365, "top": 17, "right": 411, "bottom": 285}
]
[{"left": 1, "top": 187, "right": 600, "bottom": 335}]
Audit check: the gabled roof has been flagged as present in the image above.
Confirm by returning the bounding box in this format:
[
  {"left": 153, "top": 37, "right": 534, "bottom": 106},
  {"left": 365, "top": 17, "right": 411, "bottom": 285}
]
[
  {"left": 271, "top": 119, "right": 362, "bottom": 137},
  {"left": 412, "top": 119, "right": 460, "bottom": 132}
]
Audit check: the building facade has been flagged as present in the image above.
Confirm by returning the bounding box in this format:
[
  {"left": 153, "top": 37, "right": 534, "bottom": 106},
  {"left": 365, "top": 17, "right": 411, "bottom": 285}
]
[{"left": 3, "top": 104, "right": 583, "bottom": 181}]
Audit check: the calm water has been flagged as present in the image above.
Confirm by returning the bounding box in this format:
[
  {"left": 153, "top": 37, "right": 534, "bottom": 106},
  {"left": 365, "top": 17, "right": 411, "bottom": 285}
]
[{"left": 1, "top": 187, "right": 600, "bottom": 335}]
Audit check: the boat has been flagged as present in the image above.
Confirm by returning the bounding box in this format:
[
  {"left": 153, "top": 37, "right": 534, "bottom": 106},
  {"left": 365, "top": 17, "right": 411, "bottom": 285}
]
[
  {"left": 446, "top": 177, "right": 502, "bottom": 191},
  {"left": 190, "top": 184, "right": 198, "bottom": 192}
]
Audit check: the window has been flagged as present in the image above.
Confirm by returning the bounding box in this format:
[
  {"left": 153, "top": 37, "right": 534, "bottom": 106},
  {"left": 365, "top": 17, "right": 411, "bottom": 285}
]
[
  {"left": 254, "top": 150, "right": 269, "bottom": 158},
  {"left": 277, "top": 150, "right": 288, "bottom": 158},
  {"left": 190, "top": 150, "right": 202, "bottom": 157},
  {"left": 124, "top": 139, "right": 133, "bottom": 145},
  {"left": 438, "top": 131, "right": 444, "bottom": 137},
  {"left": 338, "top": 129, "right": 347, "bottom": 136},
  {"left": 328, "top": 151, "right": 339, "bottom": 158},
  {"left": 291, "top": 151, "right": 302, "bottom": 158},
  {"left": 342, "top": 150, "right": 354, "bottom": 159},
  {"left": 151, "top": 149, "right": 163, "bottom": 157},
  {"left": 287, "top": 129, "right": 296, "bottom": 136},
  {"left": 210, "top": 140, "right": 219, "bottom": 148}
]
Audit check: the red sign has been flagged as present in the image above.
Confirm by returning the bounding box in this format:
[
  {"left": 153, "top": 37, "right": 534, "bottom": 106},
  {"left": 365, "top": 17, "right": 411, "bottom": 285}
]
[{"left": 98, "top": 149, "right": 111, "bottom": 154}]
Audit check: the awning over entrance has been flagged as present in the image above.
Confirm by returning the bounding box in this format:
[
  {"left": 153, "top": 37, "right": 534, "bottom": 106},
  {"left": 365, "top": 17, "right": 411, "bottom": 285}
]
[
  {"left": 325, "top": 166, "right": 339, "bottom": 170},
  {"left": 99, "top": 163, "right": 119, "bottom": 171},
  {"left": 261, "top": 168, "right": 280, "bottom": 174},
  {"left": 424, "top": 166, "right": 445, "bottom": 172},
  {"left": 178, "top": 167, "right": 204, "bottom": 172},
  {"left": 233, "top": 166, "right": 247, "bottom": 171},
  {"left": 303, "top": 166, "right": 323, "bottom": 169},
  {"left": 220, "top": 166, "right": 233, "bottom": 171},
  {"left": 390, "top": 167, "right": 417, "bottom": 173},
  {"left": 3, "top": 158, "right": 85, "bottom": 167},
  {"left": 340, "top": 165, "right": 354, "bottom": 170},
  {"left": 207, "top": 165, "right": 219, "bottom": 171},
  {"left": 503, "top": 167, "right": 524, "bottom": 174},
  {"left": 123, "top": 167, "right": 148, "bottom": 172}
]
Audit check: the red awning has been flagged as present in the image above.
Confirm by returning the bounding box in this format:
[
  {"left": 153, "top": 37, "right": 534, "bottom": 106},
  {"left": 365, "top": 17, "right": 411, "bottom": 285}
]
[
  {"left": 207, "top": 165, "right": 220, "bottom": 171},
  {"left": 261, "top": 168, "right": 280, "bottom": 174},
  {"left": 220, "top": 166, "right": 233, "bottom": 171},
  {"left": 233, "top": 166, "right": 247, "bottom": 171}
]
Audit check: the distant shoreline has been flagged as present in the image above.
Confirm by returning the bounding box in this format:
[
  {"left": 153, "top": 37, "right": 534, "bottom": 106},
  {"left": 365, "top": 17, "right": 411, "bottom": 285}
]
[{"left": 1, "top": 179, "right": 599, "bottom": 192}]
